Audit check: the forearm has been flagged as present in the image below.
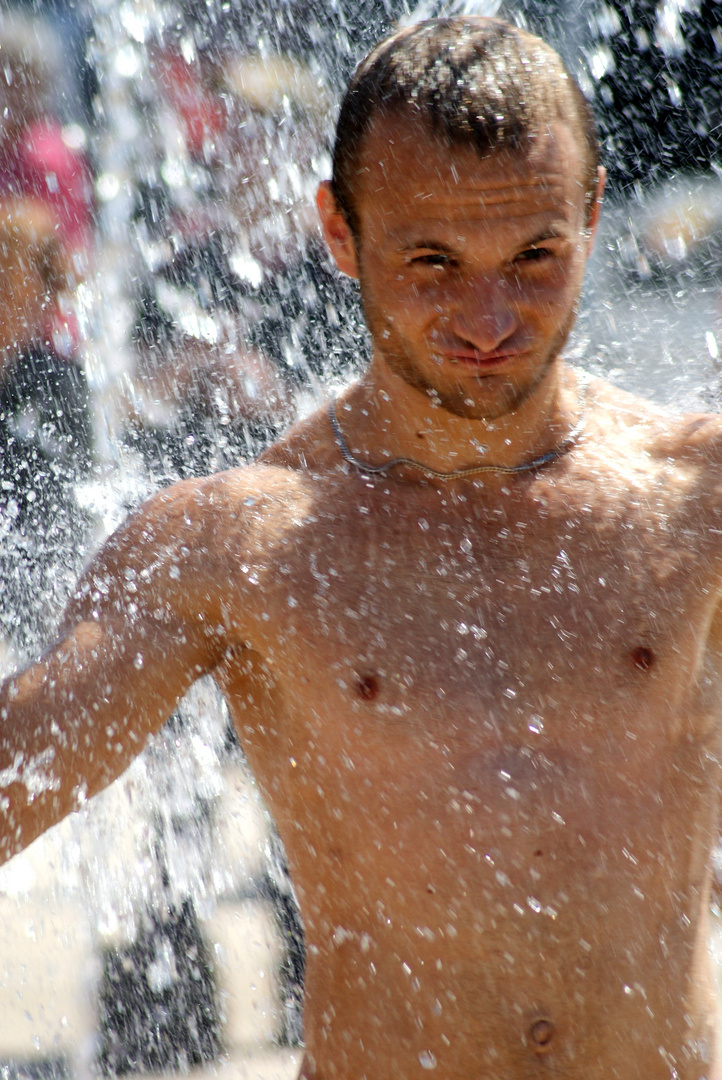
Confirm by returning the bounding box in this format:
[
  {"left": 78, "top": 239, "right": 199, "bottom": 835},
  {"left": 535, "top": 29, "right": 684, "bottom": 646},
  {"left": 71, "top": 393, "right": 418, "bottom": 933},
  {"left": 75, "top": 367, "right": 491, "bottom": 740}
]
[
  {"left": 0, "top": 471, "right": 238, "bottom": 865},
  {"left": 0, "top": 616, "right": 214, "bottom": 865}
]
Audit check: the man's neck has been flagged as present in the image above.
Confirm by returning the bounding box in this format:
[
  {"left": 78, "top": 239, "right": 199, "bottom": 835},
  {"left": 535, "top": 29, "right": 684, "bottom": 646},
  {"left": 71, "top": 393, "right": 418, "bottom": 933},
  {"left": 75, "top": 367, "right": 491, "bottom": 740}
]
[{"left": 334, "top": 356, "right": 581, "bottom": 481}]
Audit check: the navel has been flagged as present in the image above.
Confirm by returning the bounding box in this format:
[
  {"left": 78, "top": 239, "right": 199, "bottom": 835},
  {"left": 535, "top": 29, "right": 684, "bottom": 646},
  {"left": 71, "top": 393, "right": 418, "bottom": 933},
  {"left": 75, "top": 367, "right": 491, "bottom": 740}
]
[
  {"left": 356, "top": 673, "right": 380, "bottom": 701},
  {"left": 529, "top": 1017, "right": 555, "bottom": 1052},
  {"left": 630, "top": 645, "right": 655, "bottom": 672}
]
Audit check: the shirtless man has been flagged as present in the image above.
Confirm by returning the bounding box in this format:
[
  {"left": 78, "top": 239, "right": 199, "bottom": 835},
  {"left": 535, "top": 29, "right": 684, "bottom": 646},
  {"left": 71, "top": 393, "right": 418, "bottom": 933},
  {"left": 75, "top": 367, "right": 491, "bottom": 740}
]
[{"left": 1, "top": 16, "right": 721, "bottom": 1080}]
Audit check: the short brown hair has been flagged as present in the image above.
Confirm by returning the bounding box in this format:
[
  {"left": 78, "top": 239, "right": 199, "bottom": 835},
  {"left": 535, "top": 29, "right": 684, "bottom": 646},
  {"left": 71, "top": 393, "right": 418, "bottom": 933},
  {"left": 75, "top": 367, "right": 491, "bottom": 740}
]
[{"left": 331, "top": 17, "right": 600, "bottom": 237}]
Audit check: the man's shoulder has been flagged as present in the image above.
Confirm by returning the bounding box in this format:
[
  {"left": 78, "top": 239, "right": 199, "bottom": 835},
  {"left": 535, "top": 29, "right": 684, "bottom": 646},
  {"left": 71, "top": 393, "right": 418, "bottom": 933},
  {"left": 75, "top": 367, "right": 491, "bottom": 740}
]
[
  {"left": 152, "top": 456, "right": 328, "bottom": 534},
  {"left": 102, "top": 456, "right": 318, "bottom": 568},
  {"left": 589, "top": 376, "right": 722, "bottom": 469},
  {"left": 105, "top": 404, "right": 338, "bottom": 560},
  {"left": 583, "top": 378, "right": 722, "bottom": 552}
]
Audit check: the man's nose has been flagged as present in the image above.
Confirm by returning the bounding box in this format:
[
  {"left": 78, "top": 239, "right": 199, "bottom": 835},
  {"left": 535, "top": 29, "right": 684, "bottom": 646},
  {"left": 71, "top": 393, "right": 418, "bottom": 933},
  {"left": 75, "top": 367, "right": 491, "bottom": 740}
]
[{"left": 446, "top": 276, "right": 517, "bottom": 351}]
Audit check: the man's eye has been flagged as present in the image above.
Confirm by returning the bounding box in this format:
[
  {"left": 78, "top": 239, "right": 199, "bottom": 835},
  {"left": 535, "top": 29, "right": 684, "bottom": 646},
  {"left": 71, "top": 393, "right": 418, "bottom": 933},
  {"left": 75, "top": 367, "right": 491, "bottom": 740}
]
[
  {"left": 515, "top": 246, "right": 553, "bottom": 263},
  {"left": 410, "top": 254, "right": 452, "bottom": 268}
]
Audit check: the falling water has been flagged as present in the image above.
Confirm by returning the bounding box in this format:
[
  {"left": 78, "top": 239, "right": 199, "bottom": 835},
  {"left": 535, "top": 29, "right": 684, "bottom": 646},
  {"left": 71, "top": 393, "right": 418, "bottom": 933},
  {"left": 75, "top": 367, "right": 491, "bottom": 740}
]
[{"left": 0, "top": 0, "right": 721, "bottom": 1075}]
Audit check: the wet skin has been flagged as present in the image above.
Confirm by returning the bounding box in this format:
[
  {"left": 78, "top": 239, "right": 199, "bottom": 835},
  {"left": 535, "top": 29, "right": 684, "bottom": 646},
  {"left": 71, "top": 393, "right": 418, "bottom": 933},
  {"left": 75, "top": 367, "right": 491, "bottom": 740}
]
[
  {"left": 323, "top": 113, "right": 594, "bottom": 426},
  {"left": 3, "top": 115, "right": 722, "bottom": 1079}
]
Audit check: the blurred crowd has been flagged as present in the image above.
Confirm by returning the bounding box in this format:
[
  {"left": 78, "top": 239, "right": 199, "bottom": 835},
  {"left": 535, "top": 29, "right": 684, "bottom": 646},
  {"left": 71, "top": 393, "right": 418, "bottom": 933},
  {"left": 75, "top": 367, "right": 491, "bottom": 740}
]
[
  {"left": 0, "top": 0, "right": 368, "bottom": 661},
  {"left": 0, "top": 8, "right": 94, "bottom": 655},
  {"left": 125, "top": 32, "right": 364, "bottom": 478}
]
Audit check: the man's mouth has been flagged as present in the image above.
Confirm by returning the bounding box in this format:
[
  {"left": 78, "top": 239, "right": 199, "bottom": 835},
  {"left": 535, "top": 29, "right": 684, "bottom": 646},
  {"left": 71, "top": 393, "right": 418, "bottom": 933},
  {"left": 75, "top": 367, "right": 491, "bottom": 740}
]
[{"left": 436, "top": 347, "right": 517, "bottom": 369}]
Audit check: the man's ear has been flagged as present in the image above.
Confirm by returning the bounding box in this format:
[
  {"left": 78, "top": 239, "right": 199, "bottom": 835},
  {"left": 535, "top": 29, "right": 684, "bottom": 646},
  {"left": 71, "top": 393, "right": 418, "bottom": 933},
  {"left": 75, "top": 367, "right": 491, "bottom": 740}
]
[
  {"left": 585, "top": 166, "right": 606, "bottom": 254},
  {"left": 317, "top": 181, "right": 359, "bottom": 279}
]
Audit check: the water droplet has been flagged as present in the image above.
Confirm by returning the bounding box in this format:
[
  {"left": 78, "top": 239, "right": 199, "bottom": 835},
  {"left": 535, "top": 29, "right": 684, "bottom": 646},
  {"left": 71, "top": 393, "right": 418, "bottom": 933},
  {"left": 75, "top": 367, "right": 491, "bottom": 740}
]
[
  {"left": 169, "top": 564, "right": 180, "bottom": 579},
  {"left": 419, "top": 1051, "right": 437, "bottom": 1070},
  {"left": 418, "top": 518, "right": 429, "bottom": 531},
  {"left": 133, "top": 653, "right": 144, "bottom": 669},
  {"left": 459, "top": 537, "right": 472, "bottom": 553}
]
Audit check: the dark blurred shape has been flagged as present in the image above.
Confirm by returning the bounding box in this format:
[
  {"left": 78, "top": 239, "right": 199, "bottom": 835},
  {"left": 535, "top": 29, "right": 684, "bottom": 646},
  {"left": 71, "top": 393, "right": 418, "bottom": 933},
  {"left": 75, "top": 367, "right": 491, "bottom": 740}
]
[
  {"left": 0, "top": 199, "right": 93, "bottom": 652},
  {"left": 0, "top": 8, "right": 94, "bottom": 251},
  {"left": 610, "top": 172, "right": 722, "bottom": 281},
  {"left": 0, "top": 8, "right": 95, "bottom": 655},
  {"left": 0, "top": 340, "right": 92, "bottom": 530},
  {"left": 0, "top": 1060, "right": 70, "bottom": 1080},
  {"left": 2, "top": 0, "right": 96, "bottom": 122},
  {"left": 170, "top": 0, "right": 409, "bottom": 87},
  {"left": 263, "top": 831, "right": 306, "bottom": 1047},
  {"left": 589, "top": 0, "right": 722, "bottom": 197},
  {"left": 96, "top": 901, "right": 222, "bottom": 1077},
  {"left": 124, "top": 40, "right": 368, "bottom": 481}
]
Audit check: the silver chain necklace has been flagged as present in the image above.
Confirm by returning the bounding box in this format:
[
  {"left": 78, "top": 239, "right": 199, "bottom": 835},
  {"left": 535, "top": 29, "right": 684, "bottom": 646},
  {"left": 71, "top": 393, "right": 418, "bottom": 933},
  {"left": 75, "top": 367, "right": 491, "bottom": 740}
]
[{"left": 328, "top": 371, "right": 590, "bottom": 480}]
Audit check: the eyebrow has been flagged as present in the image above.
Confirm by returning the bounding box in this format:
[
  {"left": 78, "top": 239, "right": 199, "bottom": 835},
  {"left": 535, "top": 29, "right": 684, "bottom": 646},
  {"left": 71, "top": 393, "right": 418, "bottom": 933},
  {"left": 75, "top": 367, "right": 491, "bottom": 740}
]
[
  {"left": 396, "top": 225, "right": 572, "bottom": 254},
  {"left": 396, "top": 240, "right": 458, "bottom": 254},
  {"left": 523, "top": 227, "right": 569, "bottom": 244}
]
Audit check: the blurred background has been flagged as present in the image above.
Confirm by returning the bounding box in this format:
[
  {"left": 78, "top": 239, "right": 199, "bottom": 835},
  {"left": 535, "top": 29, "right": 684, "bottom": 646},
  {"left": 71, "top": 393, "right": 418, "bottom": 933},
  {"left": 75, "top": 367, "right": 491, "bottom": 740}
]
[{"left": 0, "top": 0, "right": 720, "bottom": 1077}]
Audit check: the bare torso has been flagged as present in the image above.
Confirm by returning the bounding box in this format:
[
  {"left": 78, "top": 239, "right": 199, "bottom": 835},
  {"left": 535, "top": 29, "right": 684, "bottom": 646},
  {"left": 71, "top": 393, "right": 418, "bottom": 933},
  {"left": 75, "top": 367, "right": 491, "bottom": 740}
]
[
  {"left": 210, "top": 377, "right": 722, "bottom": 1079},
  {"left": 3, "top": 374, "right": 722, "bottom": 1079}
]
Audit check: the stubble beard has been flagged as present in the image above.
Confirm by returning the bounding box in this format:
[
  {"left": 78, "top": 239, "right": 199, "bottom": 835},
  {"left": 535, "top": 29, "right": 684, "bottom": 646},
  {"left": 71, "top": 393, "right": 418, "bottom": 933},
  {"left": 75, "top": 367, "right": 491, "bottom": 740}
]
[{"left": 361, "top": 287, "right": 579, "bottom": 424}]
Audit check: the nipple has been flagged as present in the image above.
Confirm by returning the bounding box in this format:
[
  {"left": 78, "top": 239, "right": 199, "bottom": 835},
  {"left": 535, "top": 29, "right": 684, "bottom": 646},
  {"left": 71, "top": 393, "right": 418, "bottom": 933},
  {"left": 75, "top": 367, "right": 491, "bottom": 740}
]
[
  {"left": 356, "top": 674, "right": 380, "bottom": 701},
  {"left": 630, "top": 645, "right": 655, "bottom": 672},
  {"left": 530, "top": 1018, "right": 554, "bottom": 1051}
]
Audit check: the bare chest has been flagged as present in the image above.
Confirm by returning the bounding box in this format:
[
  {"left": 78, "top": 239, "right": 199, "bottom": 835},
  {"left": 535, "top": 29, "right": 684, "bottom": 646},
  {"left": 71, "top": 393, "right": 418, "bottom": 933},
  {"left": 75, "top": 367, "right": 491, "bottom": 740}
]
[{"left": 240, "top": 482, "right": 719, "bottom": 750}]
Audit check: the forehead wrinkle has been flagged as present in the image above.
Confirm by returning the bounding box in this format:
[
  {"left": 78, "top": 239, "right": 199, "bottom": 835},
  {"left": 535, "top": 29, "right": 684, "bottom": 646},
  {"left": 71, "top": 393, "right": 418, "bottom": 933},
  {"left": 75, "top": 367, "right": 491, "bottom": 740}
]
[
  {"left": 407, "top": 170, "right": 567, "bottom": 193},
  {"left": 406, "top": 186, "right": 569, "bottom": 209},
  {"left": 369, "top": 166, "right": 573, "bottom": 214},
  {"left": 355, "top": 115, "right": 588, "bottom": 237},
  {"left": 385, "top": 206, "right": 578, "bottom": 249},
  {"left": 365, "top": 139, "right": 571, "bottom": 189},
  {"left": 383, "top": 201, "right": 573, "bottom": 229}
]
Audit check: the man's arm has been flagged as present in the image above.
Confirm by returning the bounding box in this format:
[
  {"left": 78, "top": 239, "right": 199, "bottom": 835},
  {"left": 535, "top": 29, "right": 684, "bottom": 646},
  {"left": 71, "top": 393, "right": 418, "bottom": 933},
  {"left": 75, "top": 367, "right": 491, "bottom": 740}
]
[{"left": 0, "top": 478, "right": 233, "bottom": 866}]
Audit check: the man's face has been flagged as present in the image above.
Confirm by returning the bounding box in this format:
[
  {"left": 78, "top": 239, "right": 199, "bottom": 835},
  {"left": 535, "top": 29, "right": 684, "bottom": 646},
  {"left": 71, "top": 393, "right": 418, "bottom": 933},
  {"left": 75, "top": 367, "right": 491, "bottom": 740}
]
[
  {"left": 0, "top": 198, "right": 66, "bottom": 362},
  {"left": 346, "top": 111, "right": 600, "bottom": 421}
]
